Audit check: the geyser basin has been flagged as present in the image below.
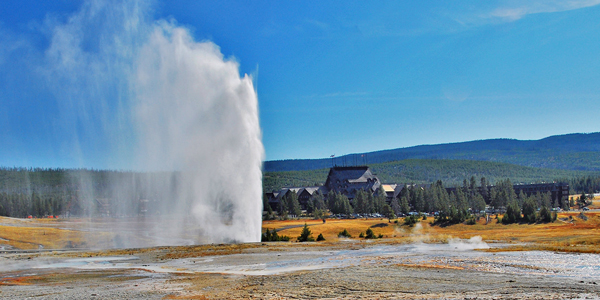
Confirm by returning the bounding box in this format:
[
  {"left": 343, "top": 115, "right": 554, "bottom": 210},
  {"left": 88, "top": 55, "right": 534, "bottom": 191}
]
[{"left": 3, "top": 242, "right": 600, "bottom": 280}]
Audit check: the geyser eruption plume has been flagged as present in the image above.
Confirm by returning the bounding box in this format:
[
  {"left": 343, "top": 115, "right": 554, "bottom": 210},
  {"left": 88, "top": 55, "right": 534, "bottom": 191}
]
[
  {"left": 134, "top": 24, "right": 264, "bottom": 243},
  {"left": 43, "top": 0, "right": 264, "bottom": 246}
]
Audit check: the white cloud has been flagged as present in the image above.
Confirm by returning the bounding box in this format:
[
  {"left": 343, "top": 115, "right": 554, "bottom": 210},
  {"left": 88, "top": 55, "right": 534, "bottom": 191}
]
[{"left": 474, "top": 0, "right": 600, "bottom": 24}]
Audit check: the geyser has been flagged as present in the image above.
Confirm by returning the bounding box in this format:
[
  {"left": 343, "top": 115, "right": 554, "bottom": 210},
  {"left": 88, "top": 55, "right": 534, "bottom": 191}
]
[
  {"left": 43, "top": 0, "right": 264, "bottom": 246},
  {"left": 134, "top": 23, "right": 264, "bottom": 244}
]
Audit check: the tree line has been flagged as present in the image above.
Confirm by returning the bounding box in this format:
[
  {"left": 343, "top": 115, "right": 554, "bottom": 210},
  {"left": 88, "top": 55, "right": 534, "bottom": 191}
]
[
  {"left": 0, "top": 167, "right": 182, "bottom": 218},
  {"left": 263, "top": 159, "right": 598, "bottom": 193},
  {"left": 265, "top": 176, "right": 569, "bottom": 226}
]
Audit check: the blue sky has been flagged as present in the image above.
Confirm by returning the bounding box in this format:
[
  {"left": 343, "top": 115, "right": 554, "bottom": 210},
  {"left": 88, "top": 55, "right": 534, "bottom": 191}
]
[{"left": 1, "top": 0, "right": 600, "bottom": 168}]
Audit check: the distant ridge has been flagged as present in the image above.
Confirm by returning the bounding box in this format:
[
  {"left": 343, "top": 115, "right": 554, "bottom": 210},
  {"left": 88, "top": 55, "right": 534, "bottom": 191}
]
[{"left": 264, "top": 132, "right": 600, "bottom": 172}]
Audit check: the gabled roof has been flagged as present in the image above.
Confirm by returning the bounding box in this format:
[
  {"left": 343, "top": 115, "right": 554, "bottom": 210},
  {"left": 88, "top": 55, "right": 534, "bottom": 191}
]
[
  {"left": 324, "top": 166, "right": 381, "bottom": 198},
  {"left": 270, "top": 186, "right": 326, "bottom": 202},
  {"left": 325, "top": 166, "right": 378, "bottom": 186}
]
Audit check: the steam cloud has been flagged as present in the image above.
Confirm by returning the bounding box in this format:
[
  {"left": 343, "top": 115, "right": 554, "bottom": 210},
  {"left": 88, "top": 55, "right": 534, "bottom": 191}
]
[{"left": 43, "top": 0, "right": 264, "bottom": 245}]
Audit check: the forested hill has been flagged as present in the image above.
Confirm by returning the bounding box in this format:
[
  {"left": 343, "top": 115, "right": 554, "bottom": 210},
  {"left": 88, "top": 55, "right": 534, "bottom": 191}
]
[
  {"left": 263, "top": 159, "right": 599, "bottom": 193},
  {"left": 264, "top": 132, "right": 600, "bottom": 172}
]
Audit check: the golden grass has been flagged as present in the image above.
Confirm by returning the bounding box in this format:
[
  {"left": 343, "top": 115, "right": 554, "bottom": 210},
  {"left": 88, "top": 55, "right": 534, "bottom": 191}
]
[
  {"left": 1, "top": 213, "right": 599, "bottom": 254},
  {"left": 263, "top": 219, "right": 400, "bottom": 241},
  {"left": 264, "top": 213, "right": 600, "bottom": 253},
  {"left": 0, "top": 225, "right": 92, "bottom": 249},
  {"left": 0, "top": 216, "right": 116, "bottom": 250}
]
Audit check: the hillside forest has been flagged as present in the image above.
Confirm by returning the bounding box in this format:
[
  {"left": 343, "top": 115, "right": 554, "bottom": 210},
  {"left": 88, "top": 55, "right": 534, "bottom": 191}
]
[{"left": 1, "top": 160, "right": 599, "bottom": 219}]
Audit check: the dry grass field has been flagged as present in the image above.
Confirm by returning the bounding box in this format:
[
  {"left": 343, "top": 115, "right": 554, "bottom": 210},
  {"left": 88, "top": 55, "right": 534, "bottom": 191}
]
[
  {"left": 264, "top": 212, "right": 600, "bottom": 253},
  {"left": 0, "top": 217, "right": 113, "bottom": 250},
  {"left": 2, "top": 212, "right": 600, "bottom": 253},
  {"left": 569, "top": 194, "right": 600, "bottom": 209},
  {"left": 2, "top": 214, "right": 600, "bottom": 299}
]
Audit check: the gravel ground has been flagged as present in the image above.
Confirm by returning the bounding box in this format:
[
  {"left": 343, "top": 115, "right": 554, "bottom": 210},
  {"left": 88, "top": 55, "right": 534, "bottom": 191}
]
[
  {"left": 168, "top": 265, "right": 600, "bottom": 299},
  {"left": 2, "top": 243, "right": 600, "bottom": 299}
]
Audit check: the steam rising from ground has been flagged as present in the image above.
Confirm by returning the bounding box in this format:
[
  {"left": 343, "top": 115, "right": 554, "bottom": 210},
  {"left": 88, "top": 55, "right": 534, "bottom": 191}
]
[
  {"left": 43, "top": 0, "right": 264, "bottom": 245},
  {"left": 448, "top": 236, "right": 490, "bottom": 250}
]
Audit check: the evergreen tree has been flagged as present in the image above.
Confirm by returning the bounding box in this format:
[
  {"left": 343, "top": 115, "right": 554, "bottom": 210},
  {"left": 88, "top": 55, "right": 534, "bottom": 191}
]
[
  {"left": 262, "top": 194, "right": 269, "bottom": 212},
  {"left": 541, "top": 192, "right": 552, "bottom": 209},
  {"left": 381, "top": 204, "right": 395, "bottom": 221},
  {"left": 297, "top": 223, "right": 315, "bottom": 242},
  {"left": 286, "top": 191, "right": 302, "bottom": 217},
  {"left": 265, "top": 202, "right": 274, "bottom": 220},
  {"left": 400, "top": 194, "right": 410, "bottom": 215},
  {"left": 502, "top": 200, "right": 521, "bottom": 224},
  {"left": 538, "top": 206, "right": 553, "bottom": 223},
  {"left": 492, "top": 179, "right": 516, "bottom": 209},
  {"left": 354, "top": 189, "right": 367, "bottom": 214},
  {"left": 472, "top": 193, "right": 486, "bottom": 213},
  {"left": 327, "top": 190, "right": 337, "bottom": 212},
  {"left": 279, "top": 193, "right": 289, "bottom": 217},
  {"left": 517, "top": 190, "right": 527, "bottom": 208},
  {"left": 390, "top": 195, "right": 401, "bottom": 216},
  {"left": 374, "top": 186, "right": 387, "bottom": 213},
  {"left": 306, "top": 194, "right": 315, "bottom": 214},
  {"left": 522, "top": 197, "right": 537, "bottom": 224},
  {"left": 316, "top": 233, "right": 325, "bottom": 241},
  {"left": 311, "top": 190, "right": 326, "bottom": 210},
  {"left": 365, "top": 192, "right": 375, "bottom": 214},
  {"left": 480, "top": 177, "right": 489, "bottom": 203},
  {"left": 470, "top": 176, "right": 477, "bottom": 193},
  {"left": 455, "top": 186, "right": 469, "bottom": 212}
]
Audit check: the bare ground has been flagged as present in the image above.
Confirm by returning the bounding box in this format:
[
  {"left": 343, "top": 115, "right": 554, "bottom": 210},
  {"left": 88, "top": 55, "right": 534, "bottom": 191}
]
[{"left": 2, "top": 243, "right": 600, "bottom": 299}]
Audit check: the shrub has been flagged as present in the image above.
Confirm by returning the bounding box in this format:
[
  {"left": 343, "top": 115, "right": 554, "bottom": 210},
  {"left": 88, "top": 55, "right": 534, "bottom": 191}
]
[
  {"left": 316, "top": 233, "right": 325, "bottom": 241},
  {"left": 404, "top": 215, "right": 420, "bottom": 227},
  {"left": 297, "top": 223, "right": 315, "bottom": 242},
  {"left": 261, "top": 228, "right": 290, "bottom": 242},
  {"left": 359, "top": 232, "right": 365, "bottom": 238},
  {"left": 338, "top": 229, "right": 352, "bottom": 238},
  {"left": 365, "top": 228, "right": 376, "bottom": 239},
  {"left": 466, "top": 215, "right": 476, "bottom": 225}
]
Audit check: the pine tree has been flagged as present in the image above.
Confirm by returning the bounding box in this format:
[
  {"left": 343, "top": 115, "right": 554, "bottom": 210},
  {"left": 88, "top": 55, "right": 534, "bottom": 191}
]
[
  {"left": 502, "top": 200, "right": 521, "bottom": 224},
  {"left": 316, "top": 233, "right": 325, "bottom": 241},
  {"left": 354, "top": 189, "right": 366, "bottom": 214},
  {"left": 522, "top": 197, "right": 537, "bottom": 223},
  {"left": 297, "top": 223, "right": 314, "bottom": 242},
  {"left": 400, "top": 194, "right": 410, "bottom": 215},
  {"left": 287, "top": 191, "right": 302, "bottom": 217}
]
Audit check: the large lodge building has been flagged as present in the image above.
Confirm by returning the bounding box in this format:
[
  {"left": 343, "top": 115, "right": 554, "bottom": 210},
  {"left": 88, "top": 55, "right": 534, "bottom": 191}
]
[
  {"left": 267, "top": 166, "right": 391, "bottom": 211},
  {"left": 266, "top": 166, "right": 569, "bottom": 212}
]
